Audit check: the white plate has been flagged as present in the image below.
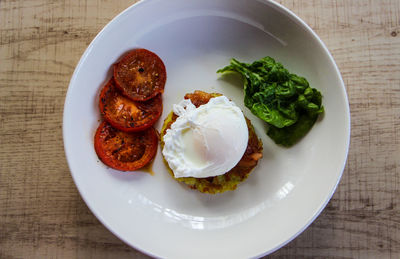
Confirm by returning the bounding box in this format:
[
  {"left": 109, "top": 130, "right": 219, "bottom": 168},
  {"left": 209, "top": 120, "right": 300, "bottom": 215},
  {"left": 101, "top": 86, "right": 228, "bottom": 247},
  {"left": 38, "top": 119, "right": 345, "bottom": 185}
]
[{"left": 63, "top": 0, "right": 350, "bottom": 258}]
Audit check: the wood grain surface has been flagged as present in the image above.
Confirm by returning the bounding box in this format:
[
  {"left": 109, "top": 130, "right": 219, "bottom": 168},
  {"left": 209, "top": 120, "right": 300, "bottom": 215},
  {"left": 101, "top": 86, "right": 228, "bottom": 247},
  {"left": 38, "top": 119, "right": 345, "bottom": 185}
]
[{"left": 0, "top": 0, "right": 399, "bottom": 258}]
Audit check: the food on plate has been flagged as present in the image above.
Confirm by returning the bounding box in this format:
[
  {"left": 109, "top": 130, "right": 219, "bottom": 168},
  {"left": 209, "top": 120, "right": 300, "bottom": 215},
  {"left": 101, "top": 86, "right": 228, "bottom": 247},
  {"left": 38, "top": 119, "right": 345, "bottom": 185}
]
[
  {"left": 163, "top": 93, "right": 248, "bottom": 178},
  {"left": 94, "top": 121, "right": 158, "bottom": 171},
  {"left": 218, "top": 56, "right": 324, "bottom": 147},
  {"left": 160, "top": 91, "right": 263, "bottom": 194},
  {"left": 114, "top": 48, "right": 166, "bottom": 101},
  {"left": 94, "top": 48, "right": 166, "bottom": 171},
  {"left": 99, "top": 78, "right": 162, "bottom": 132}
]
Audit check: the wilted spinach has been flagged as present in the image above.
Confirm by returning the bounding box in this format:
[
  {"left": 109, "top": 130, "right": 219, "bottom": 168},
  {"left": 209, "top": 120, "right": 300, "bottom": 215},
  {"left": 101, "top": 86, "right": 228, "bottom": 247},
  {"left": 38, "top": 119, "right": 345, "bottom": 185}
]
[{"left": 217, "top": 57, "right": 324, "bottom": 147}]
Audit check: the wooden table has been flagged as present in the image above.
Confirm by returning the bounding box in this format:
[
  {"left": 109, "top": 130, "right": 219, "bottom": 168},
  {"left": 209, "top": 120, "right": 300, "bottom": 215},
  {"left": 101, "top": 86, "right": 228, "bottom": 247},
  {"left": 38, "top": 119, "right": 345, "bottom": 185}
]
[{"left": 1, "top": 0, "right": 399, "bottom": 258}]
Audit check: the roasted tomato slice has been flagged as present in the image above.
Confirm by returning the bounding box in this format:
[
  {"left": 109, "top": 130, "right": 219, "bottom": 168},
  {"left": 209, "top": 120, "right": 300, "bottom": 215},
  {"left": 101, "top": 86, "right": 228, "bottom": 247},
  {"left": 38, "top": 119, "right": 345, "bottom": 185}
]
[
  {"left": 94, "top": 121, "right": 158, "bottom": 171},
  {"left": 99, "top": 78, "right": 162, "bottom": 132},
  {"left": 114, "top": 49, "right": 166, "bottom": 101}
]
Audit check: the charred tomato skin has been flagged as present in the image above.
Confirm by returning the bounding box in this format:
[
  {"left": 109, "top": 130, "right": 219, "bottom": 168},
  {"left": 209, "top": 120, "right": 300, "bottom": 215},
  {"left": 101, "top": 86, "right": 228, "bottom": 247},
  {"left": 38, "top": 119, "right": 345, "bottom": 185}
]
[
  {"left": 99, "top": 78, "right": 162, "bottom": 132},
  {"left": 114, "top": 49, "right": 166, "bottom": 101},
  {"left": 94, "top": 121, "right": 158, "bottom": 171}
]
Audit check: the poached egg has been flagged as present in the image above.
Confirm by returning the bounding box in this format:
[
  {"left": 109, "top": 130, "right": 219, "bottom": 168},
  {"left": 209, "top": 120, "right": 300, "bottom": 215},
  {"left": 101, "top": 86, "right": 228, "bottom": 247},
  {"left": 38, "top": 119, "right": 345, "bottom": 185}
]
[{"left": 162, "top": 96, "right": 248, "bottom": 178}]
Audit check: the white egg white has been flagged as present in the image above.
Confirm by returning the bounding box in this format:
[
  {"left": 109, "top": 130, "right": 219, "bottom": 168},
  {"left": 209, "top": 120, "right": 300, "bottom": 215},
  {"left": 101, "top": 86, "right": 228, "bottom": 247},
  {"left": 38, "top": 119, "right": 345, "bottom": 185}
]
[{"left": 162, "top": 96, "right": 248, "bottom": 178}]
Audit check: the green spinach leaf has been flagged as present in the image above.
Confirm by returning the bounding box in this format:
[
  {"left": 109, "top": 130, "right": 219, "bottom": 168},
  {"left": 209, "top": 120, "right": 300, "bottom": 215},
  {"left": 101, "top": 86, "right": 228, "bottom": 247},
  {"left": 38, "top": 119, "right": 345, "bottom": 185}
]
[{"left": 217, "top": 56, "right": 324, "bottom": 147}]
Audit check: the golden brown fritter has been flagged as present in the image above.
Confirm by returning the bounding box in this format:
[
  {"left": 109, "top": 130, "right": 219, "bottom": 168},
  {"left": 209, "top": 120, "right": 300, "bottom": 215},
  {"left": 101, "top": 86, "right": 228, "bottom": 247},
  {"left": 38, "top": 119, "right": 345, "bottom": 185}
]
[{"left": 160, "top": 91, "right": 263, "bottom": 194}]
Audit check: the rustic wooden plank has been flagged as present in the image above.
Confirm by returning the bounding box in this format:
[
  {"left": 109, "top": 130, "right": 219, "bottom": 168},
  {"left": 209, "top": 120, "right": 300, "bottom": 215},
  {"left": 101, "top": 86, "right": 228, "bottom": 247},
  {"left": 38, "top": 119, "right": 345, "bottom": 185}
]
[{"left": 0, "top": 0, "right": 399, "bottom": 258}]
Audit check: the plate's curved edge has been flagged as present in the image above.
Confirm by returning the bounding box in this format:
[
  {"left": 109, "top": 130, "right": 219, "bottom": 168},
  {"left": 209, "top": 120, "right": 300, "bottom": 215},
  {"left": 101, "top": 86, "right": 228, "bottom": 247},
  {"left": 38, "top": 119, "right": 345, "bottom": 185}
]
[
  {"left": 62, "top": 0, "right": 351, "bottom": 258},
  {"left": 251, "top": 1, "right": 351, "bottom": 258},
  {"left": 62, "top": 0, "right": 163, "bottom": 258}
]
